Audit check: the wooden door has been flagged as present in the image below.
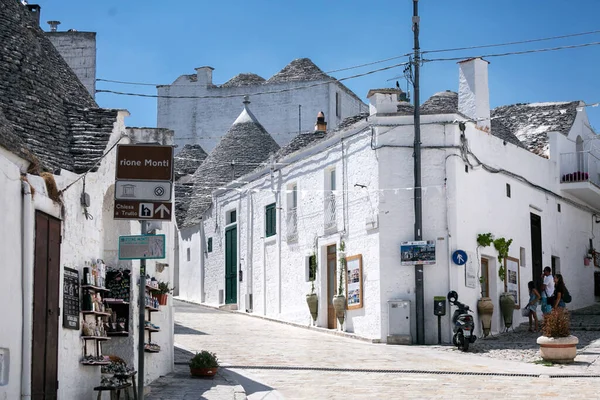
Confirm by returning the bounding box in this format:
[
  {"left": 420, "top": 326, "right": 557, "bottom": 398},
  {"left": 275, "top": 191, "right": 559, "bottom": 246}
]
[
  {"left": 530, "top": 213, "right": 543, "bottom": 290},
  {"left": 326, "top": 244, "right": 337, "bottom": 329},
  {"left": 481, "top": 258, "right": 489, "bottom": 298},
  {"left": 32, "top": 212, "right": 61, "bottom": 400},
  {"left": 225, "top": 226, "right": 237, "bottom": 304}
]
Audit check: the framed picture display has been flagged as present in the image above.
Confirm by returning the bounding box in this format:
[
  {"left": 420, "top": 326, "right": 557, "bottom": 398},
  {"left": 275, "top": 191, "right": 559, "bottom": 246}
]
[
  {"left": 345, "top": 254, "right": 363, "bottom": 310},
  {"left": 504, "top": 256, "right": 520, "bottom": 308}
]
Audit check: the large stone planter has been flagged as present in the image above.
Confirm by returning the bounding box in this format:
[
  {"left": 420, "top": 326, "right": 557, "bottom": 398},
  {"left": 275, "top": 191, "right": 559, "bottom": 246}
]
[
  {"left": 536, "top": 335, "right": 579, "bottom": 363},
  {"left": 477, "top": 297, "right": 494, "bottom": 337},
  {"left": 499, "top": 292, "right": 515, "bottom": 329},
  {"left": 306, "top": 293, "right": 318, "bottom": 323},
  {"left": 332, "top": 295, "right": 346, "bottom": 326}
]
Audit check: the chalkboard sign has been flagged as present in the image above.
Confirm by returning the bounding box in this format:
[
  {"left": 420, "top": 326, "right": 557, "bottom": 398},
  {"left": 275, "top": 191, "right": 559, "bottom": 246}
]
[{"left": 63, "top": 267, "right": 80, "bottom": 330}]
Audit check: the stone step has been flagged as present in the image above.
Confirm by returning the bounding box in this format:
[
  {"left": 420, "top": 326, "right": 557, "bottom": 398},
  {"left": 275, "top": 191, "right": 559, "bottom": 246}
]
[{"left": 219, "top": 304, "right": 238, "bottom": 311}]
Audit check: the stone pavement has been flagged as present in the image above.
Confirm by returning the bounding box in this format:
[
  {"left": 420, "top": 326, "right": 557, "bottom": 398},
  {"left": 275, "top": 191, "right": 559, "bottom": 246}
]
[
  {"left": 145, "top": 344, "right": 246, "bottom": 400},
  {"left": 173, "top": 299, "right": 600, "bottom": 400}
]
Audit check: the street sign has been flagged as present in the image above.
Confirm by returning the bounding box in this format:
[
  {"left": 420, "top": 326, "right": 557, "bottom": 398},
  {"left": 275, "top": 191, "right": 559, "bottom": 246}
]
[
  {"left": 452, "top": 250, "right": 468, "bottom": 266},
  {"left": 118, "top": 234, "right": 166, "bottom": 260},
  {"left": 116, "top": 144, "right": 174, "bottom": 181},
  {"left": 115, "top": 180, "right": 172, "bottom": 201},
  {"left": 114, "top": 200, "right": 172, "bottom": 221}
]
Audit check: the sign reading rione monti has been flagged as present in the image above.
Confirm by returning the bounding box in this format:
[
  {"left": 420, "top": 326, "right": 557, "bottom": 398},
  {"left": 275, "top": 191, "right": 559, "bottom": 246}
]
[
  {"left": 116, "top": 144, "right": 174, "bottom": 181},
  {"left": 114, "top": 200, "right": 172, "bottom": 221}
]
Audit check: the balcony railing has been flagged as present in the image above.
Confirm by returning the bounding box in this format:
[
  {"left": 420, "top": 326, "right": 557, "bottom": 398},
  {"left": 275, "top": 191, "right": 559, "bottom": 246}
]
[
  {"left": 324, "top": 192, "right": 337, "bottom": 232},
  {"left": 560, "top": 151, "right": 600, "bottom": 187},
  {"left": 286, "top": 207, "right": 298, "bottom": 241}
]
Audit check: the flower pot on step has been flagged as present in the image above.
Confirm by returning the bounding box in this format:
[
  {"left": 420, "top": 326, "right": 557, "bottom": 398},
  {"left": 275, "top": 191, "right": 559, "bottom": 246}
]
[
  {"left": 306, "top": 293, "right": 318, "bottom": 322},
  {"left": 190, "top": 367, "right": 218, "bottom": 378},
  {"left": 536, "top": 335, "right": 579, "bottom": 364},
  {"left": 477, "top": 297, "right": 494, "bottom": 337},
  {"left": 332, "top": 295, "right": 346, "bottom": 326}
]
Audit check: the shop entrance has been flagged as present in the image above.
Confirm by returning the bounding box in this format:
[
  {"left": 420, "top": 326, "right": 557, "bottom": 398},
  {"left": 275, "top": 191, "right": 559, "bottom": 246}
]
[
  {"left": 326, "top": 244, "right": 337, "bottom": 329},
  {"left": 225, "top": 225, "right": 237, "bottom": 304},
  {"left": 32, "top": 211, "right": 61, "bottom": 399},
  {"left": 530, "top": 213, "right": 543, "bottom": 290}
]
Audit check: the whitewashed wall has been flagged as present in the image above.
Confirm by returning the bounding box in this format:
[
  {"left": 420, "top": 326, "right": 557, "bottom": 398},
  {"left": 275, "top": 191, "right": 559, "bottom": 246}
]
[
  {"left": 157, "top": 76, "right": 367, "bottom": 152},
  {"left": 46, "top": 31, "right": 96, "bottom": 97},
  {"left": 177, "top": 226, "right": 204, "bottom": 304}
]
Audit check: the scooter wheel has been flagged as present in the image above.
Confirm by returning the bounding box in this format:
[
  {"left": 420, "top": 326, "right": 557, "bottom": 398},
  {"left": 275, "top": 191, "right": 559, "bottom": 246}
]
[{"left": 457, "top": 333, "right": 469, "bottom": 352}]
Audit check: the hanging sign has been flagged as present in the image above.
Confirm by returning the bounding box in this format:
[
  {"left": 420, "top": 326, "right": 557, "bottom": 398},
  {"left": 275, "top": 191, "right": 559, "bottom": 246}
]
[
  {"left": 118, "top": 234, "right": 166, "bottom": 260},
  {"left": 63, "top": 267, "right": 80, "bottom": 330}
]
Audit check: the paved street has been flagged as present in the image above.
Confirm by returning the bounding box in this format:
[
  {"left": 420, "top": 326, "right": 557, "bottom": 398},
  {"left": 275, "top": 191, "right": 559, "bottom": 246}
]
[{"left": 173, "top": 299, "right": 600, "bottom": 400}]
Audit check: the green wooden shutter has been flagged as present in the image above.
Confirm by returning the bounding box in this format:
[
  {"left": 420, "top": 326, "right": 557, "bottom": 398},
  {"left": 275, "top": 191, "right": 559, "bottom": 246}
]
[{"left": 266, "top": 203, "right": 276, "bottom": 237}]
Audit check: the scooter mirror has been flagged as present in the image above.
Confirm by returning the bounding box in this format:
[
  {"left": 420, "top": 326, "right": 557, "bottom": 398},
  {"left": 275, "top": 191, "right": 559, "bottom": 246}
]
[{"left": 447, "top": 290, "right": 458, "bottom": 304}]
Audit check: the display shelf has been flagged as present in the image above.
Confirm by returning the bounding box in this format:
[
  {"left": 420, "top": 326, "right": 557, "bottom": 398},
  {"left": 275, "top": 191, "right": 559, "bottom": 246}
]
[
  {"left": 145, "top": 284, "right": 160, "bottom": 293},
  {"left": 82, "top": 310, "right": 112, "bottom": 317},
  {"left": 81, "top": 285, "right": 110, "bottom": 292},
  {"left": 81, "top": 361, "right": 111, "bottom": 366},
  {"left": 107, "top": 331, "right": 129, "bottom": 337},
  {"left": 103, "top": 299, "right": 129, "bottom": 305},
  {"left": 145, "top": 306, "right": 159, "bottom": 312},
  {"left": 81, "top": 336, "right": 110, "bottom": 341},
  {"left": 144, "top": 327, "right": 160, "bottom": 333},
  {"left": 144, "top": 348, "right": 160, "bottom": 353}
]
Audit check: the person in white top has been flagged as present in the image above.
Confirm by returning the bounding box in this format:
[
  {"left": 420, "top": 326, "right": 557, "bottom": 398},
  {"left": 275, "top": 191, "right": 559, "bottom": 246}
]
[{"left": 542, "top": 266, "right": 555, "bottom": 298}]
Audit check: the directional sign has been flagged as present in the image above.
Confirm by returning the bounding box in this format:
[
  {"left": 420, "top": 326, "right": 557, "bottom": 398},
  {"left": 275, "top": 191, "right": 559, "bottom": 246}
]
[
  {"left": 116, "top": 144, "right": 174, "bottom": 181},
  {"left": 118, "top": 234, "right": 166, "bottom": 260},
  {"left": 113, "top": 200, "right": 172, "bottom": 221},
  {"left": 452, "top": 250, "right": 468, "bottom": 266},
  {"left": 115, "top": 180, "right": 172, "bottom": 201}
]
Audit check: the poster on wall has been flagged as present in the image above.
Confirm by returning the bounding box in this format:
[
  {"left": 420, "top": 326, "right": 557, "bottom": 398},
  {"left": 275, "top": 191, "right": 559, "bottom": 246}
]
[
  {"left": 464, "top": 253, "right": 477, "bottom": 289},
  {"left": 346, "top": 255, "right": 363, "bottom": 310},
  {"left": 504, "top": 256, "right": 520, "bottom": 308},
  {"left": 63, "top": 267, "right": 80, "bottom": 330},
  {"left": 400, "top": 241, "right": 436, "bottom": 266}
]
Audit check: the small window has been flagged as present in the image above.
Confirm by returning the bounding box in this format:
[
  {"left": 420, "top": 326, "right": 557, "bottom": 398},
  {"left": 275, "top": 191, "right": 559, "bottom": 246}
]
[
  {"left": 227, "top": 209, "right": 236, "bottom": 224},
  {"left": 207, "top": 238, "right": 213, "bottom": 253},
  {"left": 557, "top": 203, "right": 561, "bottom": 213},
  {"left": 520, "top": 247, "right": 526, "bottom": 268},
  {"left": 506, "top": 183, "right": 511, "bottom": 198},
  {"left": 187, "top": 248, "right": 191, "bottom": 262},
  {"left": 335, "top": 92, "right": 341, "bottom": 117},
  {"left": 465, "top": 165, "right": 469, "bottom": 173},
  {"left": 265, "top": 203, "right": 276, "bottom": 237},
  {"left": 552, "top": 256, "right": 561, "bottom": 274}
]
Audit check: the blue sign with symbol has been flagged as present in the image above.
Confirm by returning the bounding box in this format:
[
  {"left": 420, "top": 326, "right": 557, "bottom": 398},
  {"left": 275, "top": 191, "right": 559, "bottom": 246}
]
[{"left": 452, "top": 250, "right": 468, "bottom": 266}]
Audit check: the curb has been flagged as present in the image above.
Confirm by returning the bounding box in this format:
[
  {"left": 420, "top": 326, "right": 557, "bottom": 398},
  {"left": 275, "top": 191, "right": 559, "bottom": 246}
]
[
  {"left": 174, "top": 341, "right": 247, "bottom": 400},
  {"left": 174, "top": 297, "right": 380, "bottom": 344}
]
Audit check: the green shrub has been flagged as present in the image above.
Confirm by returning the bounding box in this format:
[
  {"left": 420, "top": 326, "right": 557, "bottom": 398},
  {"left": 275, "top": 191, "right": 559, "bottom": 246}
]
[{"left": 189, "top": 350, "right": 219, "bottom": 368}]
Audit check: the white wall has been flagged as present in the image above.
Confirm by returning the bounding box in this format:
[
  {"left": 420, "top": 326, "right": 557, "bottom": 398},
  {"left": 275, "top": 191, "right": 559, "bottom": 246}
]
[
  {"left": 46, "top": 32, "right": 96, "bottom": 97},
  {"left": 177, "top": 226, "right": 204, "bottom": 304},
  {"left": 0, "top": 149, "right": 26, "bottom": 400},
  {"left": 157, "top": 77, "right": 367, "bottom": 152}
]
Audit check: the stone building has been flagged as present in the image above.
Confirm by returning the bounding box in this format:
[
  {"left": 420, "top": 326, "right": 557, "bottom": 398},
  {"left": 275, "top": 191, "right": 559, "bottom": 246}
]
[
  {"left": 175, "top": 57, "right": 600, "bottom": 343},
  {"left": 157, "top": 58, "right": 368, "bottom": 152},
  {"left": 0, "top": 2, "right": 174, "bottom": 398}
]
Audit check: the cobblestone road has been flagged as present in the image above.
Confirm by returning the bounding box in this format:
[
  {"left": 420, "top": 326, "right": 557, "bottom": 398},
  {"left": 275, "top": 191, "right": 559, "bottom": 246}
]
[{"left": 174, "top": 300, "right": 600, "bottom": 400}]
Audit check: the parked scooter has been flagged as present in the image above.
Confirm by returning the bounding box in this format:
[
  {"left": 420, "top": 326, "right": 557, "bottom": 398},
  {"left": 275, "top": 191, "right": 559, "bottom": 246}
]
[{"left": 447, "top": 290, "right": 477, "bottom": 352}]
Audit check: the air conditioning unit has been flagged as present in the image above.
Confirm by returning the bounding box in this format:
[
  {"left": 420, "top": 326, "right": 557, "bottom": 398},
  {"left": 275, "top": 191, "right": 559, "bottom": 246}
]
[{"left": 387, "top": 299, "right": 411, "bottom": 345}]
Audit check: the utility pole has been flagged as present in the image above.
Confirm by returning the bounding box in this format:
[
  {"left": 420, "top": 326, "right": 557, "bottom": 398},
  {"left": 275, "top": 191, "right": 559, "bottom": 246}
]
[{"left": 412, "top": 0, "right": 425, "bottom": 345}]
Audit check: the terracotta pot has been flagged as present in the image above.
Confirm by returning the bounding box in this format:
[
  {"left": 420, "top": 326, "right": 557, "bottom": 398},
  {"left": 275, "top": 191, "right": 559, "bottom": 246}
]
[
  {"left": 332, "top": 295, "right": 346, "bottom": 326},
  {"left": 537, "top": 335, "right": 579, "bottom": 363},
  {"left": 190, "top": 367, "right": 218, "bottom": 377},
  {"left": 306, "top": 293, "right": 318, "bottom": 322},
  {"left": 477, "top": 297, "right": 494, "bottom": 337},
  {"left": 499, "top": 292, "right": 515, "bottom": 329},
  {"left": 156, "top": 293, "right": 168, "bottom": 306}
]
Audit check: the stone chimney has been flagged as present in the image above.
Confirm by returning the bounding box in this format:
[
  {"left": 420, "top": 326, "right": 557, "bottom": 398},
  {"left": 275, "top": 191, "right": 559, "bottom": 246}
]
[
  {"left": 47, "top": 20, "right": 61, "bottom": 32},
  {"left": 315, "top": 111, "right": 327, "bottom": 132},
  {"left": 458, "top": 58, "right": 490, "bottom": 131},
  {"left": 195, "top": 66, "right": 214, "bottom": 86},
  {"left": 26, "top": 4, "right": 41, "bottom": 26},
  {"left": 367, "top": 88, "right": 403, "bottom": 116}
]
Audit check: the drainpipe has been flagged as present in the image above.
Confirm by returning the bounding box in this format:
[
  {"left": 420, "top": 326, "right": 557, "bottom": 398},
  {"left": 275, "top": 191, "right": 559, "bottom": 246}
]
[
  {"left": 277, "top": 172, "right": 282, "bottom": 314},
  {"left": 199, "top": 220, "right": 206, "bottom": 303},
  {"left": 21, "top": 180, "right": 34, "bottom": 399},
  {"left": 246, "top": 191, "right": 253, "bottom": 311}
]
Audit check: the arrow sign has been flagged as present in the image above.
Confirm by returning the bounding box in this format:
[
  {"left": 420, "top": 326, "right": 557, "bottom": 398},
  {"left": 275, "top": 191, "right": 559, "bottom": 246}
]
[
  {"left": 452, "top": 250, "right": 468, "bottom": 266},
  {"left": 156, "top": 204, "right": 171, "bottom": 219}
]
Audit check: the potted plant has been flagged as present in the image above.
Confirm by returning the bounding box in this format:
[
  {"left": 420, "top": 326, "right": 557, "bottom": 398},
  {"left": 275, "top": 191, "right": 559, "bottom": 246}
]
[
  {"left": 332, "top": 240, "right": 347, "bottom": 327},
  {"left": 189, "top": 350, "right": 219, "bottom": 377},
  {"left": 156, "top": 281, "right": 174, "bottom": 306},
  {"left": 536, "top": 308, "right": 578, "bottom": 363},
  {"left": 306, "top": 252, "right": 318, "bottom": 323}
]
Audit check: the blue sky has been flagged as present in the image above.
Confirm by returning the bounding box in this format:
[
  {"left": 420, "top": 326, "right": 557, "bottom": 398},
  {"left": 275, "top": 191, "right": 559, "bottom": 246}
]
[{"left": 36, "top": 0, "right": 600, "bottom": 130}]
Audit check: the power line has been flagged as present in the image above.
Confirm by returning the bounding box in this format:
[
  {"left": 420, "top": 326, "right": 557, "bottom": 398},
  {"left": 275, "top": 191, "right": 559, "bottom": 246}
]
[
  {"left": 422, "top": 29, "right": 600, "bottom": 54},
  {"left": 423, "top": 41, "right": 600, "bottom": 62},
  {"left": 96, "top": 62, "right": 409, "bottom": 99}
]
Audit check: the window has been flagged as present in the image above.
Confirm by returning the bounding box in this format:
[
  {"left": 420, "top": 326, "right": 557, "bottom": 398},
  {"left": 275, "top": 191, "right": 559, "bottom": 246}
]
[
  {"left": 335, "top": 92, "right": 341, "bottom": 117},
  {"left": 557, "top": 203, "right": 561, "bottom": 212},
  {"left": 520, "top": 247, "right": 526, "bottom": 268},
  {"left": 207, "top": 238, "right": 213, "bottom": 253},
  {"left": 329, "top": 169, "right": 336, "bottom": 191},
  {"left": 552, "top": 256, "right": 561, "bottom": 274},
  {"left": 506, "top": 183, "right": 511, "bottom": 198},
  {"left": 187, "top": 248, "right": 191, "bottom": 262},
  {"left": 227, "top": 209, "right": 237, "bottom": 224},
  {"left": 286, "top": 184, "right": 298, "bottom": 241},
  {"left": 265, "top": 203, "right": 276, "bottom": 237}
]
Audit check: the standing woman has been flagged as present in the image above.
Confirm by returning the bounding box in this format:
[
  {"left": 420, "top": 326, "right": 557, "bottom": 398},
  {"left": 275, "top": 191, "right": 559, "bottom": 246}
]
[
  {"left": 553, "top": 274, "right": 567, "bottom": 309},
  {"left": 527, "top": 281, "right": 541, "bottom": 332}
]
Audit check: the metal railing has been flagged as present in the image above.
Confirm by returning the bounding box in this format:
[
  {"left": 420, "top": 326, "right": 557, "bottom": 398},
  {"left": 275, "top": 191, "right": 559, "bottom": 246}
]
[
  {"left": 324, "top": 192, "right": 337, "bottom": 232},
  {"left": 286, "top": 207, "right": 298, "bottom": 241},
  {"left": 560, "top": 151, "right": 600, "bottom": 187}
]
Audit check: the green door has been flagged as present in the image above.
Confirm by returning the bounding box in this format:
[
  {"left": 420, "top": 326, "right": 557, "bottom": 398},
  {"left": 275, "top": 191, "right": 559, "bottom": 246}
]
[{"left": 225, "top": 226, "right": 237, "bottom": 304}]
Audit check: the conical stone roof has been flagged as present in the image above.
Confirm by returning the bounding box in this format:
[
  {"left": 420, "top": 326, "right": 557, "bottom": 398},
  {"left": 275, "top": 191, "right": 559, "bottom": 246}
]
[
  {"left": 267, "top": 58, "right": 331, "bottom": 84},
  {"left": 183, "top": 103, "right": 280, "bottom": 227},
  {"left": 174, "top": 144, "right": 208, "bottom": 180}
]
